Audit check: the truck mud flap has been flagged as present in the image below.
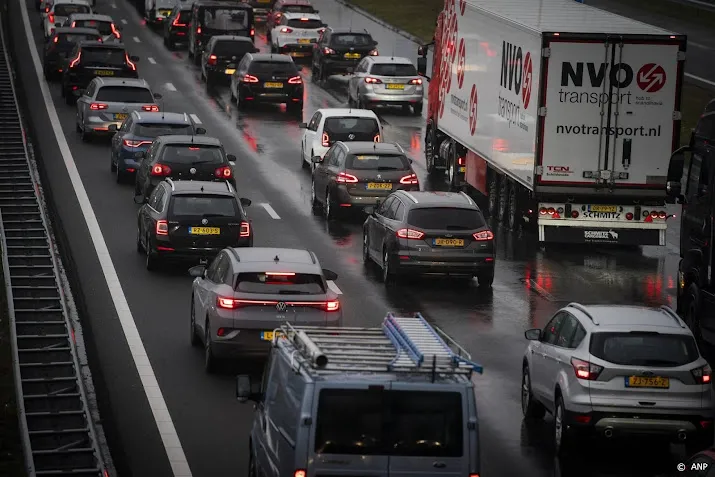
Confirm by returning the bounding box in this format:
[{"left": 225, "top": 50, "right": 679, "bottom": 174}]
[{"left": 540, "top": 225, "right": 664, "bottom": 246}]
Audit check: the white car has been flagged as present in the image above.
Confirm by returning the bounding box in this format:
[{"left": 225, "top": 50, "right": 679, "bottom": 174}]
[
  {"left": 44, "top": 0, "right": 91, "bottom": 39},
  {"left": 299, "top": 108, "right": 383, "bottom": 169},
  {"left": 270, "top": 12, "right": 325, "bottom": 58}
]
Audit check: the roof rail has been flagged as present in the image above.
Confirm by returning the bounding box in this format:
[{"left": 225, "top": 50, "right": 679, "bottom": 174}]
[
  {"left": 166, "top": 178, "right": 175, "bottom": 190},
  {"left": 306, "top": 250, "right": 317, "bottom": 264},
  {"left": 566, "top": 302, "right": 599, "bottom": 325},
  {"left": 276, "top": 313, "right": 483, "bottom": 381},
  {"left": 229, "top": 248, "right": 240, "bottom": 262},
  {"left": 460, "top": 191, "right": 474, "bottom": 205},
  {"left": 226, "top": 181, "right": 234, "bottom": 193},
  {"left": 659, "top": 305, "right": 685, "bottom": 328}
]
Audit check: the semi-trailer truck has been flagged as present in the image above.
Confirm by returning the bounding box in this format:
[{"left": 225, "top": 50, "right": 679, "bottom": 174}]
[{"left": 416, "top": 0, "right": 686, "bottom": 246}]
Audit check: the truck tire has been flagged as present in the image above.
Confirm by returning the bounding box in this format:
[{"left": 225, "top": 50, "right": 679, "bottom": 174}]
[
  {"left": 684, "top": 283, "right": 703, "bottom": 343},
  {"left": 497, "top": 177, "right": 510, "bottom": 223},
  {"left": 507, "top": 182, "right": 523, "bottom": 231},
  {"left": 447, "top": 144, "right": 459, "bottom": 191},
  {"left": 425, "top": 126, "right": 438, "bottom": 175},
  {"left": 487, "top": 172, "right": 499, "bottom": 219}
]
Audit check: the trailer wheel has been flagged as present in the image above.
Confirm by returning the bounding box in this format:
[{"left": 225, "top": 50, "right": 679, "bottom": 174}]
[
  {"left": 487, "top": 172, "right": 499, "bottom": 219},
  {"left": 497, "top": 178, "right": 510, "bottom": 223},
  {"left": 425, "top": 126, "right": 437, "bottom": 175},
  {"left": 507, "top": 182, "right": 523, "bottom": 231},
  {"left": 684, "top": 284, "right": 703, "bottom": 344},
  {"left": 447, "top": 143, "right": 459, "bottom": 191}
]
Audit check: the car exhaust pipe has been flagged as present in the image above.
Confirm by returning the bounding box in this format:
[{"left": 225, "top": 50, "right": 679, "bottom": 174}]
[
  {"left": 677, "top": 431, "right": 687, "bottom": 441},
  {"left": 603, "top": 427, "right": 614, "bottom": 438}
]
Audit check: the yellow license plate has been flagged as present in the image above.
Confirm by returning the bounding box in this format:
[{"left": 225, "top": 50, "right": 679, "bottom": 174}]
[
  {"left": 385, "top": 83, "right": 405, "bottom": 90},
  {"left": 297, "top": 39, "right": 311, "bottom": 44},
  {"left": 189, "top": 227, "right": 221, "bottom": 235},
  {"left": 159, "top": 9, "right": 171, "bottom": 15},
  {"left": 225, "top": 68, "right": 236, "bottom": 75},
  {"left": 114, "top": 113, "right": 128, "bottom": 120},
  {"left": 627, "top": 376, "right": 669, "bottom": 388},
  {"left": 590, "top": 205, "right": 617, "bottom": 213},
  {"left": 459, "top": 166, "right": 466, "bottom": 173},
  {"left": 367, "top": 182, "right": 392, "bottom": 190},
  {"left": 264, "top": 82, "right": 283, "bottom": 88},
  {"left": 434, "top": 238, "right": 464, "bottom": 247},
  {"left": 344, "top": 53, "right": 360, "bottom": 59},
  {"left": 261, "top": 331, "right": 274, "bottom": 341},
  {"left": 290, "top": 52, "right": 306, "bottom": 57},
  {"left": 94, "top": 70, "right": 114, "bottom": 76}
]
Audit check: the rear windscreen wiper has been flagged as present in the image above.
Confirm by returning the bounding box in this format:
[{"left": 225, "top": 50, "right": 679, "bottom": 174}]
[{"left": 277, "top": 290, "right": 309, "bottom": 295}]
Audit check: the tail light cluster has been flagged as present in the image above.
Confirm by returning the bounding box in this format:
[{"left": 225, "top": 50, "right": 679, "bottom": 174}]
[
  {"left": 250, "top": 27, "right": 255, "bottom": 37},
  {"left": 111, "top": 23, "right": 121, "bottom": 39},
  {"left": 280, "top": 27, "right": 293, "bottom": 33},
  {"left": 216, "top": 297, "right": 339, "bottom": 311},
  {"left": 336, "top": 172, "right": 358, "bottom": 183},
  {"left": 155, "top": 219, "right": 169, "bottom": 236},
  {"left": 571, "top": 358, "right": 603, "bottom": 380},
  {"left": 207, "top": 54, "right": 217, "bottom": 65},
  {"left": 396, "top": 228, "right": 424, "bottom": 240},
  {"left": 48, "top": 13, "right": 55, "bottom": 23},
  {"left": 288, "top": 75, "right": 302, "bottom": 84},
  {"left": 409, "top": 78, "right": 422, "bottom": 85},
  {"left": 374, "top": 134, "right": 380, "bottom": 142},
  {"left": 642, "top": 210, "right": 668, "bottom": 222},
  {"left": 539, "top": 207, "right": 563, "bottom": 219},
  {"left": 172, "top": 16, "right": 186, "bottom": 27},
  {"left": 215, "top": 166, "right": 233, "bottom": 179},
  {"left": 69, "top": 51, "right": 82, "bottom": 68},
  {"left": 323, "top": 47, "right": 336, "bottom": 55},
  {"left": 242, "top": 74, "right": 259, "bottom": 83},
  {"left": 364, "top": 77, "right": 382, "bottom": 84},
  {"left": 142, "top": 105, "right": 160, "bottom": 112},
  {"left": 89, "top": 103, "right": 108, "bottom": 110},
  {"left": 399, "top": 173, "right": 418, "bottom": 185},
  {"left": 239, "top": 221, "right": 250, "bottom": 238},
  {"left": 692, "top": 364, "right": 712, "bottom": 384},
  {"left": 368, "top": 49, "right": 379, "bottom": 56},
  {"left": 124, "top": 139, "right": 151, "bottom": 148},
  {"left": 473, "top": 230, "right": 494, "bottom": 241},
  {"left": 125, "top": 53, "right": 136, "bottom": 71},
  {"left": 151, "top": 164, "right": 172, "bottom": 176},
  {"left": 321, "top": 132, "right": 330, "bottom": 147}
]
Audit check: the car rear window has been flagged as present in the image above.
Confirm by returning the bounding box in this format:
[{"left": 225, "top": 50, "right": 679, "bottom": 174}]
[
  {"left": 74, "top": 20, "right": 112, "bottom": 35},
  {"left": 160, "top": 145, "right": 225, "bottom": 164},
  {"left": 331, "top": 33, "right": 373, "bottom": 47},
  {"left": 324, "top": 117, "right": 379, "bottom": 142},
  {"left": 235, "top": 272, "right": 325, "bottom": 294},
  {"left": 370, "top": 63, "right": 417, "bottom": 77},
  {"left": 282, "top": 5, "right": 315, "bottom": 13},
  {"left": 169, "top": 195, "right": 237, "bottom": 218},
  {"left": 212, "top": 40, "right": 253, "bottom": 56},
  {"left": 59, "top": 33, "right": 99, "bottom": 45},
  {"left": 177, "top": 11, "right": 191, "bottom": 23},
  {"left": 589, "top": 332, "right": 699, "bottom": 367},
  {"left": 408, "top": 207, "right": 486, "bottom": 230},
  {"left": 55, "top": 4, "right": 90, "bottom": 16},
  {"left": 134, "top": 123, "right": 193, "bottom": 137},
  {"left": 202, "top": 8, "right": 248, "bottom": 30},
  {"left": 346, "top": 154, "right": 410, "bottom": 171},
  {"left": 95, "top": 86, "right": 154, "bottom": 103},
  {"left": 315, "top": 389, "right": 463, "bottom": 457},
  {"left": 286, "top": 18, "right": 322, "bottom": 29},
  {"left": 82, "top": 47, "right": 126, "bottom": 66},
  {"left": 248, "top": 60, "right": 297, "bottom": 75}
]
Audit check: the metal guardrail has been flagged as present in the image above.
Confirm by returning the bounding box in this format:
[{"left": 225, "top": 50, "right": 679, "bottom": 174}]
[{"left": 0, "top": 12, "right": 108, "bottom": 477}]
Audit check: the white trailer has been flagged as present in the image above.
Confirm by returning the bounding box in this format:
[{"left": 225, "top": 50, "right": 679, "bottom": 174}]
[{"left": 417, "top": 0, "right": 686, "bottom": 246}]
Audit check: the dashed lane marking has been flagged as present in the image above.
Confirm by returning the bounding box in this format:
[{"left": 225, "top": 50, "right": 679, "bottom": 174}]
[
  {"left": 17, "top": 0, "right": 193, "bottom": 475},
  {"left": 165, "top": 83, "right": 177, "bottom": 92},
  {"left": 148, "top": 57, "right": 156, "bottom": 64},
  {"left": 327, "top": 280, "right": 342, "bottom": 295},
  {"left": 133, "top": 36, "right": 141, "bottom": 43},
  {"left": 260, "top": 203, "right": 281, "bottom": 219},
  {"left": 121, "top": 18, "right": 127, "bottom": 24},
  {"left": 189, "top": 113, "right": 201, "bottom": 123},
  {"left": 685, "top": 73, "right": 715, "bottom": 88}
]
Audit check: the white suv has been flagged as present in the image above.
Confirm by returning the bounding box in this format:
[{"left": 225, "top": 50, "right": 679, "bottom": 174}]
[{"left": 522, "top": 303, "right": 715, "bottom": 455}]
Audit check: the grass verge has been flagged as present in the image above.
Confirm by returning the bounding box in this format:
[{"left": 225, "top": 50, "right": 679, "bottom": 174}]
[{"left": 346, "top": 0, "right": 714, "bottom": 144}]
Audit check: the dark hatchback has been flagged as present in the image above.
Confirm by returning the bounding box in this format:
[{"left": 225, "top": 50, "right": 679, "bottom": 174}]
[
  {"left": 133, "top": 135, "right": 237, "bottom": 200},
  {"left": 61, "top": 41, "right": 139, "bottom": 102},
  {"left": 362, "top": 191, "right": 495, "bottom": 287},
  {"left": 312, "top": 28, "right": 378, "bottom": 80},
  {"left": 136, "top": 179, "right": 253, "bottom": 270},
  {"left": 188, "top": 2, "right": 254, "bottom": 65},
  {"left": 163, "top": 6, "right": 191, "bottom": 50},
  {"left": 231, "top": 53, "right": 303, "bottom": 114},
  {"left": 244, "top": 0, "right": 276, "bottom": 21},
  {"left": 201, "top": 35, "right": 258, "bottom": 87},
  {"left": 44, "top": 27, "right": 101, "bottom": 81}
]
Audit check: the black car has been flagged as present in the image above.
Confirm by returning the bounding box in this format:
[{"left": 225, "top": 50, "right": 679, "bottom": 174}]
[
  {"left": 229, "top": 53, "right": 303, "bottom": 115},
  {"left": 311, "top": 28, "right": 378, "bottom": 81},
  {"left": 136, "top": 179, "right": 253, "bottom": 270},
  {"left": 244, "top": 0, "right": 276, "bottom": 22},
  {"left": 44, "top": 27, "right": 101, "bottom": 81},
  {"left": 362, "top": 191, "right": 495, "bottom": 286},
  {"left": 133, "top": 135, "right": 237, "bottom": 200},
  {"left": 188, "top": 1, "right": 254, "bottom": 65},
  {"left": 163, "top": 6, "right": 191, "bottom": 50},
  {"left": 201, "top": 35, "right": 258, "bottom": 89},
  {"left": 61, "top": 41, "right": 140, "bottom": 104}
]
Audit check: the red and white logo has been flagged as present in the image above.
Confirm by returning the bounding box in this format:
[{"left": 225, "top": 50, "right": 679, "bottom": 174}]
[
  {"left": 459, "top": 0, "right": 466, "bottom": 15},
  {"left": 456, "top": 39, "right": 466, "bottom": 89},
  {"left": 469, "top": 84, "right": 478, "bottom": 135},
  {"left": 521, "top": 52, "right": 532, "bottom": 109},
  {"left": 438, "top": 10, "right": 458, "bottom": 118},
  {"left": 636, "top": 63, "right": 666, "bottom": 93}
]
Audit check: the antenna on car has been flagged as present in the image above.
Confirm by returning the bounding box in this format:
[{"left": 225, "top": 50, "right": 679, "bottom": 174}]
[{"left": 274, "top": 255, "right": 280, "bottom": 262}]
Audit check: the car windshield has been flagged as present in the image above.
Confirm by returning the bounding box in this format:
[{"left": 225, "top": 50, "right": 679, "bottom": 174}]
[
  {"left": 408, "top": 207, "right": 486, "bottom": 230},
  {"left": 286, "top": 18, "right": 322, "bottom": 29},
  {"left": 202, "top": 8, "right": 248, "bottom": 30},
  {"left": 160, "top": 145, "right": 224, "bottom": 164},
  {"left": 55, "top": 4, "right": 90, "bottom": 16},
  {"left": 95, "top": 86, "right": 154, "bottom": 103},
  {"left": 283, "top": 5, "right": 315, "bottom": 13},
  {"left": 235, "top": 272, "right": 325, "bottom": 294},
  {"left": 169, "top": 195, "right": 237, "bottom": 218},
  {"left": 58, "top": 33, "right": 100, "bottom": 45},
  {"left": 315, "top": 390, "right": 463, "bottom": 457},
  {"left": 589, "top": 332, "right": 699, "bottom": 367},
  {"left": 346, "top": 154, "right": 410, "bottom": 171},
  {"left": 74, "top": 20, "right": 113, "bottom": 35},
  {"left": 82, "top": 47, "right": 126, "bottom": 66},
  {"left": 331, "top": 33, "right": 373, "bottom": 47},
  {"left": 212, "top": 40, "right": 253, "bottom": 56},
  {"left": 248, "top": 61, "right": 297, "bottom": 75},
  {"left": 133, "top": 123, "right": 193, "bottom": 137},
  {"left": 324, "top": 117, "right": 379, "bottom": 142},
  {"left": 370, "top": 63, "right": 417, "bottom": 76}
]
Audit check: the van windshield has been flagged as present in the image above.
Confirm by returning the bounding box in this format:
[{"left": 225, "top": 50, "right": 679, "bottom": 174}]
[{"left": 314, "top": 389, "right": 463, "bottom": 457}]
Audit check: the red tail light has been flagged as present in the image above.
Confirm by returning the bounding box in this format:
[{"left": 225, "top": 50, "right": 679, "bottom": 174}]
[
  {"left": 111, "top": 23, "right": 121, "bottom": 38},
  {"left": 155, "top": 219, "right": 168, "bottom": 236},
  {"left": 571, "top": 358, "right": 603, "bottom": 380},
  {"left": 364, "top": 77, "right": 382, "bottom": 84},
  {"left": 196, "top": 26, "right": 201, "bottom": 34},
  {"left": 250, "top": 27, "right": 255, "bottom": 36},
  {"left": 336, "top": 172, "right": 358, "bottom": 183},
  {"left": 409, "top": 78, "right": 422, "bottom": 85},
  {"left": 45, "top": 6, "right": 49, "bottom": 12},
  {"left": 125, "top": 53, "right": 136, "bottom": 71},
  {"left": 215, "top": 166, "right": 232, "bottom": 179},
  {"left": 288, "top": 75, "right": 302, "bottom": 84},
  {"left": 242, "top": 74, "right": 259, "bottom": 83},
  {"left": 208, "top": 54, "right": 217, "bottom": 65},
  {"left": 321, "top": 132, "right": 330, "bottom": 147},
  {"left": 151, "top": 164, "right": 172, "bottom": 176},
  {"left": 53, "top": 36, "right": 59, "bottom": 43},
  {"left": 368, "top": 49, "right": 378, "bottom": 56},
  {"left": 399, "top": 173, "right": 418, "bottom": 185},
  {"left": 71, "top": 21, "right": 76, "bottom": 27},
  {"left": 142, "top": 105, "right": 160, "bottom": 112},
  {"left": 48, "top": 13, "right": 55, "bottom": 23},
  {"left": 89, "top": 103, "right": 108, "bottom": 110},
  {"left": 123, "top": 139, "right": 152, "bottom": 147},
  {"left": 217, "top": 296, "right": 239, "bottom": 309},
  {"left": 539, "top": 207, "right": 547, "bottom": 215},
  {"left": 317, "top": 28, "right": 325, "bottom": 34},
  {"left": 396, "top": 228, "right": 424, "bottom": 239},
  {"left": 69, "top": 51, "right": 81, "bottom": 68},
  {"left": 325, "top": 301, "right": 340, "bottom": 312},
  {"left": 280, "top": 27, "right": 293, "bottom": 33},
  {"left": 692, "top": 364, "right": 712, "bottom": 384},
  {"left": 239, "top": 221, "right": 250, "bottom": 238},
  {"left": 172, "top": 16, "right": 186, "bottom": 27},
  {"left": 373, "top": 134, "right": 380, "bottom": 142},
  {"left": 216, "top": 299, "right": 337, "bottom": 312},
  {"left": 472, "top": 230, "right": 494, "bottom": 241},
  {"left": 457, "top": 156, "right": 465, "bottom": 166},
  {"left": 294, "top": 470, "right": 307, "bottom": 477},
  {"left": 323, "top": 47, "right": 336, "bottom": 55}
]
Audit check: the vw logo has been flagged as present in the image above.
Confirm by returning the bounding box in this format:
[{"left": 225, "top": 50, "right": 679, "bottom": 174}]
[
  {"left": 201, "top": 218, "right": 208, "bottom": 225},
  {"left": 444, "top": 233, "right": 453, "bottom": 237},
  {"left": 276, "top": 302, "right": 287, "bottom": 312},
  {"left": 348, "top": 134, "right": 355, "bottom": 140},
  {"left": 376, "top": 174, "right": 381, "bottom": 179},
  {"left": 350, "top": 47, "right": 354, "bottom": 51},
  {"left": 189, "top": 167, "right": 197, "bottom": 175}
]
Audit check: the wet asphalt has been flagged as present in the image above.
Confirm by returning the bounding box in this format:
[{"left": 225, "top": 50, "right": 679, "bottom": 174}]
[{"left": 16, "top": 0, "right": 715, "bottom": 475}]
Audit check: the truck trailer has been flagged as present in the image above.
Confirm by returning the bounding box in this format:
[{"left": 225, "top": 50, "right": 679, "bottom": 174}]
[{"left": 417, "top": 0, "right": 686, "bottom": 246}]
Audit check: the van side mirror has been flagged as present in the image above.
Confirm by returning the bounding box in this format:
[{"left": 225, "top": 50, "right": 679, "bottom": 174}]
[
  {"left": 417, "top": 56, "right": 427, "bottom": 78},
  {"left": 322, "top": 269, "right": 338, "bottom": 281},
  {"left": 298, "top": 122, "right": 307, "bottom": 129},
  {"left": 240, "top": 197, "right": 251, "bottom": 207},
  {"left": 196, "top": 127, "right": 207, "bottom": 135},
  {"left": 227, "top": 154, "right": 237, "bottom": 161},
  {"left": 236, "top": 375, "right": 261, "bottom": 403},
  {"left": 188, "top": 265, "right": 205, "bottom": 278},
  {"left": 108, "top": 124, "right": 118, "bottom": 132},
  {"left": 133, "top": 194, "right": 145, "bottom": 204},
  {"left": 525, "top": 329, "right": 541, "bottom": 341}
]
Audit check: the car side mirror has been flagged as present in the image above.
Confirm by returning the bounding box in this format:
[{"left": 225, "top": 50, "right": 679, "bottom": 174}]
[
  {"left": 373, "top": 41, "right": 378, "bottom": 46},
  {"left": 298, "top": 122, "right": 307, "bottom": 129},
  {"left": 417, "top": 56, "right": 427, "bottom": 77},
  {"left": 311, "top": 155, "right": 323, "bottom": 163},
  {"left": 315, "top": 9, "right": 320, "bottom": 13},
  {"left": 363, "top": 206, "right": 374, "bottom": 215},
  {"left": 188, "top": 265, "right": 206, "bottom": 278},
  {"left": 227, "top": 154, "right": 237, "bottom": 161},
  {"left": 130, "top": 55, "right": 140, "bottom": 62},
  {"left": 108, "top": 124, "right": 118, "bottom": 132},
  {"left": 195, "top": 127, "right": 207, "bottom": 135},
  {"left": 253, "top": 47, "right": 260, "bottom": 53},
  {"left": 133, "top": 194, "right": 146, "bottom": 204},
  {"left": 153, "top": 93, "right": 163, "bottom": 99},
  {"left": 236, "top": 375, "right": 261, "bottom": 403},
  {"left": 524, "top": 329, "right": 541, "bottom": 341},
  {"left": 240, "top": 197, "right": 251, "bottom": 207},
  {"left": 322, "top": 268, "right": 338, "bottom": 281},
  {"left": 408, "top": 158, "right": 413, "bottom": 164}
]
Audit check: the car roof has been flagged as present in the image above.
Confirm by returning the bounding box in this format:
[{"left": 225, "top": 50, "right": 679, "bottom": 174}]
[
  {"left": 367, "top": 56, "right": 413, "bottom": 65},
  {"left": 54, "top": 27, "right": 100, "bottom": 35},
  {"left": 156, "top": 135, "right": 222, "bottom": 146},
  {"left": 195, "top": 1, "right": 251, "bottom": 8},
  {"left": 53, "top": 0, "right": 91, "bottom": 5},
  {"left": 282, "top": 12, "right": 320, "bottom": 20},
  {"left": 565, "top": 304, "right": 688, "bottom": 332},
  {"left": 165, "top": 179, "right": 234, "bottom": 195},
  {"left": 79, "top": 40, "right": 125, "bottom": 49},
  {"left": 318, "top": 108, "right": 379, "bottom": 119},
  {"left": 340, "top": 141, "right": 404, "bottom": 155},
  {"left": 68, "top": 13, "right": 113, "bottom": 21},
  {"left": 229, "top": 247, "right": 321, "bottom": 270},
  {"left": 95, "top": 77, "right": 150, "bottom": 88},
  {"left": 328, "top": 28, "right": 372, "bottom": 35},
  {"left": 396, "top": 191, "right": 479, "bottom": 209},
  {"left": 211, "top": 35, "right": 253, "bottom": 42},
  {"left": 248, "top": 53, "right": 294, "bottom": 63},
  {"left": 130, "top": 111, "right": 193, "bottom": 124}
]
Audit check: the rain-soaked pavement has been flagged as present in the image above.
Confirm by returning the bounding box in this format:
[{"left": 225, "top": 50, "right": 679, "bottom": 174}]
[{"left": 17, "top": 0, "right": 714, "bottom": 474}]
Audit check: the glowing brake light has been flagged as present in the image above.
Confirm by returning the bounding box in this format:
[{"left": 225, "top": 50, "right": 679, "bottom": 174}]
[
  {"left": 125, "top": 53, "right": 136, "bottom": 71},
  {"left": 214, "top": 166, "right": 233, "bottom": 179},
  {"left": 265, "top": 272, "right": 295, "bottom": 276},
  {"left": 321, "top": 132, "right": 330, "bottom": 147},
  {"left": 69, "top": 51, "right": 81, "bottom": 68},
  {"left": 172, "top": 16, "right": 186, "bottom": 27},
  {"left": 45, "top": 6, "right": 49, "bottom": 13},
  {"left": 217, "top": 296, "right": 239, "bottom": 309},
  {"left": 364, "top": 77, "right": 382, "bottom": 84},
  {"left": 409, "top": 78, "right": 422, "bottom": 85},
  {"left": 155, "top": 219, "right": 168, "bottom": 236},
  {"left": 240, "top": 221, "right": 250, "bottom": 238},
  {"left": 123, "top": 139, "right": 152, "bottom": 147},
  {"left": 280, "top": 27, "right": 293, "bottom": 33},
  {"left": 48, "top": 13, "right": 55, "bottom": 23},
  {"left": 368, "top": 49, "right": 378, "bottom": 56},
  {"left": 300, "top": 17, "right": 309, "bottom": 20},
  {"left": 71, "top": 21, "right": 76, "bottom": 27},
  {"left": 571, "top": 357, "right": 603, "bottom": 381},
  {"left": 399, "top": 173, "right": 418, "bottom": 185},
  {"left": 208, "top": 54, "right": 217, "bottom": 65},
  {"left": 141, "top": 105, "right": 160, "bottom": 112},
  {"left": 325, "top": 301, "right": 340, "bottom": 312},
  {"left": 53, "top": 36, "right": 59, "bottom": 43},
  {"left": 317, "top": 28, "right": 325, "bottom": 34},
  {"left": 294, "top": 470, "right": 307, "bottom": 477},
  {"left": 288, "top": 75, "right": 302, "bottom": 84},
  {"left": 396, "top": 228, "right": 424, "bottom": 240},
  {"left": 111, "top": 23, "right": 121, "bottom": 38},
  {"left": 242, "top": 74, "right": 259, "bottom": 83},
  {"left": 196, "top": 26, "right": 201, "bottom": 34},
  {"left": 250, "top": 27, "right": 255, "bottom": 36},
  {"left": 336, "top": 172, "right": 358, "bottom": 183},
  {"left": 373, "top": 134, "right": 380, "bottom": 142},
  {"left": 151, "top": 164, "right": 172, "bottom": 176},
  {"left": 692, "top": 364, "right": 712, "bottom": 384},
  {"left": 89, "top": 103, "right": 108, "bottom": 110},
  {"left": 323, "top": 47, "right": 336, "bottom": 55},
  {"left": 472, "top": 230, "right": 494, "bottom": 241}
]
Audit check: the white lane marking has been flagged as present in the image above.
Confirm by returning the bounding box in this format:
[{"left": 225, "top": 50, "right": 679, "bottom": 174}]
[
  {"left": 17, "top": 0, "right": 192, "bottom": 476},
  {"left": 132, "top": 36, "right": 141, "bottom": 43},
  {"left": 148, "top": 57, "right": 156, "bottom": 64},
  {"left": 327, "top": 280, "right": 342, "bottom": 295},
  {"left": 165, "top": 82, "right": 177, "bottom": 92},
  {"left": 189, "top": 113, "right": 201, "bottom": 123},
  {"left": 260, "top": 203, "right": 281, "bottom": 219},
  {"left": 110, "top": 3, "right": 117, "bottom": 8},
  {"left": 121, "top": 18, "right": 127, "bottom": 24},
  {"left": 686, "top": 72, "right": 715, "bottom": 88},
  {"left": 229, "top": 161, "right": 236, "bottom": 166},
  {"left": 689, "top": 41, "right": 712, "bottom": 50}
]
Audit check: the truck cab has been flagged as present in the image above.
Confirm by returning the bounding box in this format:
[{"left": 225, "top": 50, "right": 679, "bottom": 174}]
[{"left": 667, "top": 110, "right": 715, "bottom": 343}]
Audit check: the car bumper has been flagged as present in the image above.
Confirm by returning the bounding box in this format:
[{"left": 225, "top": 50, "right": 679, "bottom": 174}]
[
  {"left": 83, "top": 116, "right": 122, "bottom": 134},
  {"left": 539, "top": 220, "right": 666, "bottom": 246},
  {"left": 276, "top": 43, "right": 315, "bottom": 57},
  {"left": 323, "top": 58, "right": 361, "bottom": 74},
  {"left": 391, "top": 253, "right": 495, "bottom": 275},
  {"left": 334, "top": 186, "right": 419, "bottom": 208},
  {"left": 116, "top": 153, "right": 142, "bottom": 172},
  {"left": 154, "top": 241, "right": 251, "bottom": 261},
  {"left": 240, "top": 87, "right": 303, "bottom": 104},
  {"left": 359, "top": 91, "right": 424, "bottom": 105}
]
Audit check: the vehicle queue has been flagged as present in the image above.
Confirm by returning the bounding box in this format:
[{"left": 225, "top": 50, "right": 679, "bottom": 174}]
[{"left": 33, "top": 0, "right": 715, "bottom": 474}]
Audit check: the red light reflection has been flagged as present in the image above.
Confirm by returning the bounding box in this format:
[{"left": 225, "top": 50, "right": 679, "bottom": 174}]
[
  {"left": 480, "top": 41, "right": 496, "bottom": 57},
  {"left": 243, "top": 129, "right": 258, "bottom": 152},
  {"left": 410, "top": 132, "right": 421, "bottom": 156}
]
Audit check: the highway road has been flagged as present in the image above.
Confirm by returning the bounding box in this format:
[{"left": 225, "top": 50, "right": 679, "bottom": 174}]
[{"left": 9, "top": 0, "right": 697, "bottom": 475}]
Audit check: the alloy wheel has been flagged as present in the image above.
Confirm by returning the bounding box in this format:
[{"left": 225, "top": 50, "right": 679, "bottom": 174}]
[
  {"left": 324, "top": 191, "right": 331, "bottom": 219},
  {"left": 362, "top": 232, "right": 370, "bottom": 264},
  {"left": 382, "top": 249, "right": 390, "bottom": 282},
  {"left": 554, "top": 401, "right": 564, "bottom": 451},
  {"left": 521, "top": 370, "right": 531, "bottom": 415}
]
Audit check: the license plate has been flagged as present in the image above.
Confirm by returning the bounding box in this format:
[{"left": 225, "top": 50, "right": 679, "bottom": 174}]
[
  {"left": 589, "top": 205, "right": 618, "bottom": 213},
  {"left": 189, "top": 227, "right": 221, "bottom": 235},
  {"left": 290, "top": 52, "right": 306, "bottom": 57},
  {"left": 261, "top": 331, "right": 274, "bottom": 341},
  {"left": 385, "top": 83, "right": 405, "bottom": 90},
  {"left": 114, "top": 113, "right": 127, "bottom": 120},
  {"left": 459, "top": 166, "right": 466, "bottom": 173},
  {"left": 159, "top": 9, "right": 171, "bottom": 15},
  {"left": 367, "top": 182, "right": 392, "bottom": 190},
  {"left": 298, "top": 38, "right": 311, "bottom": 44},
  {"left": 626, "top": 376, "right": 669, "bottom": 388},
  {"left": 225, "top": 68, "right": 236, "bottom": 74},
  {"left": 434, "top": 238, "right": 464, "bottom": 247},
  {"left": 264, "top": 82, "right": 283, "bottom": 88},
  {"left": 344, "top": 53, "right": 360, "bottom": 59},
  {"left": 94, "top": 70, "right": 114, "bottom": 76}
]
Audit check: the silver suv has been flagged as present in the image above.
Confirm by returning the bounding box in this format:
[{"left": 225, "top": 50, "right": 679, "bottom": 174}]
[{"left": 522, "top": 303, "right": 715, "bottom": 455}]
